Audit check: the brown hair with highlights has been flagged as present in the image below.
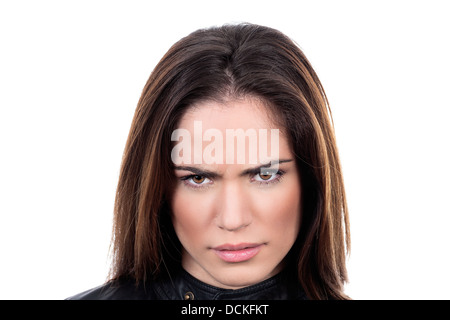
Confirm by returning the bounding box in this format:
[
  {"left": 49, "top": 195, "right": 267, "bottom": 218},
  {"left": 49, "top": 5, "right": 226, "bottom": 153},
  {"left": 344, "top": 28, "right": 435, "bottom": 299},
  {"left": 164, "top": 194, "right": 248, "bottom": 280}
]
[{"left": 109, "top": 23, "right": 350, "bottom": 300}]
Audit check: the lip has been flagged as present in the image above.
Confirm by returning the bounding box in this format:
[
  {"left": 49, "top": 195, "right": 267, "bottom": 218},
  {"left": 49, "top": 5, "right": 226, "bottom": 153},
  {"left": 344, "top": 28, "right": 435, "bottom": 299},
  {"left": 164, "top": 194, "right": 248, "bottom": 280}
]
[{"left": 212, "top": 243, "right": 263, "bottom": 263}]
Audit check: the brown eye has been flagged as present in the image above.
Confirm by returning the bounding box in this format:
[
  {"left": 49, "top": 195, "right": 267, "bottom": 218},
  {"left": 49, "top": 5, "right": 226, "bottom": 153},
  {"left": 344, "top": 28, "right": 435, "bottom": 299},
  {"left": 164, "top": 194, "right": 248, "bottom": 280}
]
[
  {"left": 258, "top": 173, "right": 273, "bottom": 181},
  {"left": 253, "top": 170, "right": 284, "bottom": 185},
  {"left": 192, "top": 175, "right": 206, "bottom": 184}
]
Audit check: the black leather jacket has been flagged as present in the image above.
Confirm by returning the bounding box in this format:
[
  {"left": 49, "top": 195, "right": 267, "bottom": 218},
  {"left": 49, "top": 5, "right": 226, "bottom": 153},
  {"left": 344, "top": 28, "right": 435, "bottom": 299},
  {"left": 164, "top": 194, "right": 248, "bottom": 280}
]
[{"left": 67, "top": 268, "right": 307, "bottom": 300}]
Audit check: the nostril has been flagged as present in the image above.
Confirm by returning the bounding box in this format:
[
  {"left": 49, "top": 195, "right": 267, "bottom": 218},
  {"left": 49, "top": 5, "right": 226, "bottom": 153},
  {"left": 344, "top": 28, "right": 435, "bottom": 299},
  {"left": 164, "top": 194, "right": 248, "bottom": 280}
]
[{"left": 218, "top": 222, "right": 250, "bottom": 232}]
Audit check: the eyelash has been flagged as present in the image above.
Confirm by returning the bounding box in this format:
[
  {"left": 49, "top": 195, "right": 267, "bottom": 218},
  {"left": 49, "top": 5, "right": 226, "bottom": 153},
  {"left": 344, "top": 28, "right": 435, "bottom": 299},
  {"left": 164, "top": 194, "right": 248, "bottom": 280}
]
[{"left": 180, "top": 170, "right": 286, "bottom": 190}]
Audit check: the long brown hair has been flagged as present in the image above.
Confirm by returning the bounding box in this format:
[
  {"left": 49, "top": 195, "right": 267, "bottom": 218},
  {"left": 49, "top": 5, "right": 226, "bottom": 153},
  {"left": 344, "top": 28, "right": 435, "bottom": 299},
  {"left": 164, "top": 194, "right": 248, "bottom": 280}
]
[{"left": 109, "top": 23, "right": 350, "bottom": 300}]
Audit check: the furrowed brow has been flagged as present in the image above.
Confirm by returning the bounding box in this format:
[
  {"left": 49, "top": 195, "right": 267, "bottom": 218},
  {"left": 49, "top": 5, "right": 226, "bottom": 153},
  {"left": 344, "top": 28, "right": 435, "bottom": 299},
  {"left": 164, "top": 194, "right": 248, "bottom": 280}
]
[
  {"left": 173, "top": 166, "right": 220, "bottom": 179},
  {"left": 174, "top": 159, "right": 293, "bottom": 178},
  {"left": 240, "top": 159, "right": 293, "bottom": 176}
]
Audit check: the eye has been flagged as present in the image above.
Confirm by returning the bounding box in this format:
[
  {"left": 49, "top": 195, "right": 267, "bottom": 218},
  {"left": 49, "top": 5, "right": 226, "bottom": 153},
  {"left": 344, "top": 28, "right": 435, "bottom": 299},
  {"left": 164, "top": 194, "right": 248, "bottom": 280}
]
[
  {"left": 257, "top": 173, "right": 274, "bottom": 181},
  {"left": 181, "top": 174, "right": 212, "bottom": 189},
  {"left": 253, "top": 170, "right": 280, "bottom": 183},
  {"left": 191, "top": 175, "right": 206, "bottom": 184}
]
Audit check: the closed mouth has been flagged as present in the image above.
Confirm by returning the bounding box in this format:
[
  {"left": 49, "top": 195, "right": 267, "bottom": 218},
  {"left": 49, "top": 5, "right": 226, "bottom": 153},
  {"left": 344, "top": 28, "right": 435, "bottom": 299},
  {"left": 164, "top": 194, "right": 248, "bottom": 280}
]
[{"left": 212, "top": 243, "right": 264, "bottom": 263}]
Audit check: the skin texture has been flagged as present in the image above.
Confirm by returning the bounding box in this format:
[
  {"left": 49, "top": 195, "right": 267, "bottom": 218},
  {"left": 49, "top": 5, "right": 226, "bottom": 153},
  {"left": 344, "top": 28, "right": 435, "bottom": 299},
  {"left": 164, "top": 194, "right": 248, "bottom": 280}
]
[{"left": 170, "top": 97, "right": 301, "bottom": 289}]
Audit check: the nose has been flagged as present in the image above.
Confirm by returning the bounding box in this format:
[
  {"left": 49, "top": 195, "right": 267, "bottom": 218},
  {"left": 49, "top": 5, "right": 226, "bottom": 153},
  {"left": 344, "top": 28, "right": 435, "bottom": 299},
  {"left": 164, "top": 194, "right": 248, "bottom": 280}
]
[{"left": 215, "top": 182, "right": 252, "bottom": 232}]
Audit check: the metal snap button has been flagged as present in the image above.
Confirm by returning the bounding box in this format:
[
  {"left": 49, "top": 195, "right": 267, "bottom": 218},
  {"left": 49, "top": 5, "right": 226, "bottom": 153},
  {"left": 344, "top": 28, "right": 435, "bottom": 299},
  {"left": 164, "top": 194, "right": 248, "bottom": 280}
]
[{"left": 184, "top": 291, "right": 194, "bottom": 300}]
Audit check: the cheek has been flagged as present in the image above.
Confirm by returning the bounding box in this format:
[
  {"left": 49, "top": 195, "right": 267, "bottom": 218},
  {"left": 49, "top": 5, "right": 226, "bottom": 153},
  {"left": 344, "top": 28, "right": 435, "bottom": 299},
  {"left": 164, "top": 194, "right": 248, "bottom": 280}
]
[
  {"left": 253, "top": 177, "right": 301, "bottom": 236},
  {"left": 171, "top": 188, "right": 213, "bottom": 244}
]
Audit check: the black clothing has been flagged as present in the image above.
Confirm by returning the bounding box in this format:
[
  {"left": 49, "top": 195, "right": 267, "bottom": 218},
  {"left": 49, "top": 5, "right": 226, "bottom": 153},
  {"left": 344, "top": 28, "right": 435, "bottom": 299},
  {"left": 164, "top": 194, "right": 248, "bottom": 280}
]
[{"left": 67, "top": 268, "right": 307, "bottom": 300}]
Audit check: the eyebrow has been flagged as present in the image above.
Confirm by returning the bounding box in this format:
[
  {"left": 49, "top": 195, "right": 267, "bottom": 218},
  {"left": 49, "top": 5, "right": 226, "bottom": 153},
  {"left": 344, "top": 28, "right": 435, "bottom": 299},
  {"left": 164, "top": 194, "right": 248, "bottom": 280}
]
[{"left": 174, "top": 159, "right": 293, "bottom": 178}]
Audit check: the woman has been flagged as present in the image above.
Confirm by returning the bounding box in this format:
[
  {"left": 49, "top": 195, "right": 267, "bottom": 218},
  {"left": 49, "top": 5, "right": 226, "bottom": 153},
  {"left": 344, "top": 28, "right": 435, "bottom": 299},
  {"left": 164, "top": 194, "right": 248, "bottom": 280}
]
[{"left": 68, "top": 23, "right": 350, "bottom": 300}]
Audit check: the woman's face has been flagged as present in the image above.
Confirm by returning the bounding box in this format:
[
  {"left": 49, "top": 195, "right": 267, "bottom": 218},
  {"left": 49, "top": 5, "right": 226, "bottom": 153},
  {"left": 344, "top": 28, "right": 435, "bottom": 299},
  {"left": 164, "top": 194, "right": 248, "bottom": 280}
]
[{"left": 170, "top": 97, "right": 301, "bottom": 289}]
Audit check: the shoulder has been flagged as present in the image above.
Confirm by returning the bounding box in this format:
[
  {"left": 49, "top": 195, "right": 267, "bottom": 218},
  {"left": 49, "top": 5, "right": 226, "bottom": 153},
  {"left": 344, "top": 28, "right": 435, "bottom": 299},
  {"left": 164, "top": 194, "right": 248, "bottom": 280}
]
[{"left": 66, "top": 278, "right": 158, "bottom": 300}]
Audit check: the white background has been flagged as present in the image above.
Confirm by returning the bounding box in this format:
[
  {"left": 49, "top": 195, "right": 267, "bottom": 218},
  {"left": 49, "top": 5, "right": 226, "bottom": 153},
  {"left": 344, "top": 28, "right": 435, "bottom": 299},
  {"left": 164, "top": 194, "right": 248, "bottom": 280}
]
[{"left": 1, "top": 0, "right": 449, "bottom": 300}]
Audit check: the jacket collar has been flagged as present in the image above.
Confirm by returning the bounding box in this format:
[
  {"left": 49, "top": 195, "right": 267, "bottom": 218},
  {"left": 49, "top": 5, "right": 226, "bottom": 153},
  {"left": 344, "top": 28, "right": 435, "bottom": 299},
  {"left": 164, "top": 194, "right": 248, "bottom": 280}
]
[{"left": 154, "top": 267, "right": 307, "bottom": 300}]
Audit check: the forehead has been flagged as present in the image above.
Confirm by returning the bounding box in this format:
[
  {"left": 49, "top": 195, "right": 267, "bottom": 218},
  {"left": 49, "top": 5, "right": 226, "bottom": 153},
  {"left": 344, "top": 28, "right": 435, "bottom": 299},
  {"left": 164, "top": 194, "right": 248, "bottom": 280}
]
[
  {"left": 178, "top": 97, "right": 279, "bottom": 131},
  {"left": 172, "top": 97, "right": 293, "bottom": 168}
]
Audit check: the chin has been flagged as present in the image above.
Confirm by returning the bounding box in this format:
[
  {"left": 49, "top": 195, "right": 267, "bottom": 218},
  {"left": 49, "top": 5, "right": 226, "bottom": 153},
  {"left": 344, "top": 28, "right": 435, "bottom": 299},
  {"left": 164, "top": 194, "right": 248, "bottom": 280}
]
[{"left": 210, "top": 264, "right": 276, "bottom": 289}]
